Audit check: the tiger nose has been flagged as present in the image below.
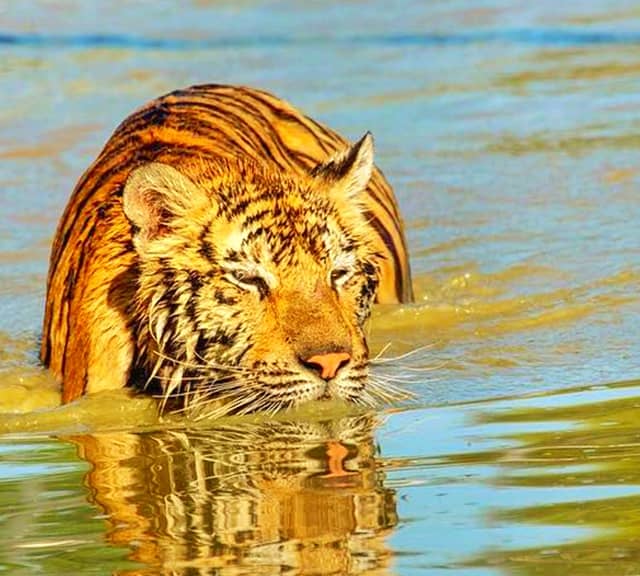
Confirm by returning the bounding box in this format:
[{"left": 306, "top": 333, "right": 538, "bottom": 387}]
[{"left": 304, "top": 352, "right": 351, "bottom": 380}]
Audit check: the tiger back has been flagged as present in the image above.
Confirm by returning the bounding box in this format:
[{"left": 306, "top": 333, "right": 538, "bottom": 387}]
[{"left": 41, "top": 84, "right": 413, "bottom": 409}]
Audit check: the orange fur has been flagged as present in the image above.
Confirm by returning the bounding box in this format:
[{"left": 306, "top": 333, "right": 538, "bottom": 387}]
[{"left": 41, "top": 84, "right": 413, "bottom": 411}]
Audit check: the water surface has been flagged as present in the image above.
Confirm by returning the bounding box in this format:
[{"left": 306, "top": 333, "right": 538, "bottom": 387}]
[{"left": 1, "top": 1, "right": 639, "bottom": 574}]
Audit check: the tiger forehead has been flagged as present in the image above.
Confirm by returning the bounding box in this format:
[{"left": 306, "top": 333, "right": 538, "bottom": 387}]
[
  {"left": 203, "top": 208, "right": 344, "bottom": 268},
  {"left": 214, "top": 176, "right": 333, "bottom": 220},
  {"left": 197, "top": 176, "right": 346, "bottom": 261}
]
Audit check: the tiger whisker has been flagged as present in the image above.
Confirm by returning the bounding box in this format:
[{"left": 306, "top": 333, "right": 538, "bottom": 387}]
[
  {"left": 371, "top": 342, "right": 392, "bottom": 362},
  {"left": 184, "top": 378, "right": 270, "bottom": 420},
  {"left": 152, "top": 374, "right": 237, "bottom": 400},
  {"left": 374, "top": 372, "right": 422, "bottom": 389},
  {"left": 367, "top": 375, "right": 416, "bottom": 403},
  {"left": 370, "top": 342, "right": 439, "bottom": 366},
  {"left": 369, "top": 370, "right": 427, "bottom": 383},
  {"left": 152, "top": 349, "right": 253, "bottom": 375},
  {"left": 152, "top": 373, "right": 232, "bottom": 383},
  {"left": 191, "top": 348, "right": 255, "bottom": 375},
  {"left": 349, "top": 392, "right": 371, "bottom": 408},
  {"left": 218, "top": 392, "right": 267, "bottom": 419}
]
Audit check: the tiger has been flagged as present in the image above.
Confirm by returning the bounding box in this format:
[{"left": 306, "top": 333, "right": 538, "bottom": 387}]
[{"left": 41, "top": 83, "right": 413, "bottom": 415}]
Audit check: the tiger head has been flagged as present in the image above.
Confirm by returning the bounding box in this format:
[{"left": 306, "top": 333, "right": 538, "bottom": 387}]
[{"left": 123, "top": 134, "right": 384, "bottom": 415}]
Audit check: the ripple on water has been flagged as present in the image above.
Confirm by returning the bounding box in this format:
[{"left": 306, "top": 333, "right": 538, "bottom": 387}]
[{"left": 0, "top": 0, "right": 640, "bottom": 574}]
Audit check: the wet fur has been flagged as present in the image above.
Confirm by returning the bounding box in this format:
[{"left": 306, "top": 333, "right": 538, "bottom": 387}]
[{"left": 41, "top": 84, "right": 413, "bottom": 412}]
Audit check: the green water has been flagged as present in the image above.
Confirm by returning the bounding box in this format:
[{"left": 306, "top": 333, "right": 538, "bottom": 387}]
[{"left": 1, "top": 1, "right": 640, "bottom": 574}]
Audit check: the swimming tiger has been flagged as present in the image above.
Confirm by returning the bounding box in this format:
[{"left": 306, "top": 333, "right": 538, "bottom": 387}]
[{"left": 41, "top": 84, "right": 413, "bottom": 414}]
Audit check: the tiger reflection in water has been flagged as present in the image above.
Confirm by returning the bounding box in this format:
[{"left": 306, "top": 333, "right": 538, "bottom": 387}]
[{"left": 70, "top": 415, "right": 397, "bottom": 575}]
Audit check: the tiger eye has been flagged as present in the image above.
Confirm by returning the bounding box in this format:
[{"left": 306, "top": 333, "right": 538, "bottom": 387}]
[
  {"left": 330, "top": 268, "right": 350, "bottom": 285},
  {"left": 231, "top": 270, "right": 270, "bottom": 297}
]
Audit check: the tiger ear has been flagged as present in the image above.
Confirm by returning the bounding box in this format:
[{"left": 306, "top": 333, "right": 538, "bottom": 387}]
[
  {"left": 311, "top": 132, "right": 374, "bottom": 199},
  {"left": 123, "top": 162, "right": 208, "bottom": 253}
]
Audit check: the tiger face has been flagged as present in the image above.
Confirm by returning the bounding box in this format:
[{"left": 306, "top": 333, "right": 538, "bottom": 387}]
[{"left": 123, "top": 134, "right": 383, "bottom": 415}]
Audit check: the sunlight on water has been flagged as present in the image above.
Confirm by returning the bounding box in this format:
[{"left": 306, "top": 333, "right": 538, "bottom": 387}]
[{"left": 0, "top": 0, "right": 639, "bottom": 574}]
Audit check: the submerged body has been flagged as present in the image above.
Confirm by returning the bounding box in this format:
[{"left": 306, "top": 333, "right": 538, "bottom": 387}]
[{"left": 41, "top": 84, "right": 412, "bottom": 413}]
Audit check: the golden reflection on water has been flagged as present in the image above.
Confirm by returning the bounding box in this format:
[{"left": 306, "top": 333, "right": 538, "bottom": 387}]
[{"left": 69, "top": 415, "right": 396, "bottom": 575}]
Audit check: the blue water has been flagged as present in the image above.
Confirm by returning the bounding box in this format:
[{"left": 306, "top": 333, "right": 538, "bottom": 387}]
[{"left": 1, "top": 1, "right": 640, "bottom": 574}]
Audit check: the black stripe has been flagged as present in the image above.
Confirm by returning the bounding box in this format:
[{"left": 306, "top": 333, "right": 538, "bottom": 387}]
[
  {"left": 366, "top": 211, "right": 403, "bottom": 301},
  {"left": 200, "top": 92, "right": 301, "bottom": 168},
  {"left": 58, "top": 216, "right": 96, "bottom": 378},
  {"left": 169, "top": 99, "right": 287, "bottom": 168},
  {"left": 243, "top": 87, "right": 339, "bottom": 156}
]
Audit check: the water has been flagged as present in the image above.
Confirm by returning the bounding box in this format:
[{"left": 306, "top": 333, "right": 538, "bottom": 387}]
[{"left": 1, "top": 1, "right": 640, "bottom": 573}]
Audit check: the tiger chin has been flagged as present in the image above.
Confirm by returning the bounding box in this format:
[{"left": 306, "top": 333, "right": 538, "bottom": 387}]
[{"left": 41, "top": 84, "right": 413, "bottom": 417}]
